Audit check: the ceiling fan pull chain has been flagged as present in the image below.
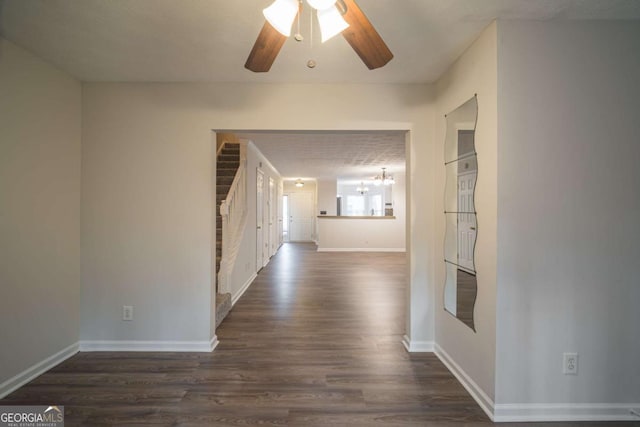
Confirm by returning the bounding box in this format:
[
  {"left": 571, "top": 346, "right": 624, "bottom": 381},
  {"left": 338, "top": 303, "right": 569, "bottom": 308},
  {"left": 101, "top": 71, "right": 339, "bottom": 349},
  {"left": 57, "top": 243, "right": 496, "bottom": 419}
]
[
  {"left": 306, "top": 6, "right": 317, "bottom": 68},
  {"left": 309, "top": 7, "right": 314, "bottom": 50},
  {"left": 294, "top": 0, "right": 304, "bottom": 41}
]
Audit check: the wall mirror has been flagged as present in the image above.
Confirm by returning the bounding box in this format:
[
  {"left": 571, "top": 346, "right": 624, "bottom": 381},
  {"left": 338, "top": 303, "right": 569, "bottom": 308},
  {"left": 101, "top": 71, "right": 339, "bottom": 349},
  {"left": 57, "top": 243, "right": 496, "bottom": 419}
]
[{"left": 443, "top": 95, "right": 478, "bottom": 331}]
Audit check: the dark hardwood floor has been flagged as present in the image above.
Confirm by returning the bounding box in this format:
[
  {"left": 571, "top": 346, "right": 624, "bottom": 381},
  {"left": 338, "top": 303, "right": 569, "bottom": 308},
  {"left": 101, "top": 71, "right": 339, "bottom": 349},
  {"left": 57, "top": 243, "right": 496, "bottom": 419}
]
[{"left": 1, "top": 243, "right": 636, "bottom": 426}]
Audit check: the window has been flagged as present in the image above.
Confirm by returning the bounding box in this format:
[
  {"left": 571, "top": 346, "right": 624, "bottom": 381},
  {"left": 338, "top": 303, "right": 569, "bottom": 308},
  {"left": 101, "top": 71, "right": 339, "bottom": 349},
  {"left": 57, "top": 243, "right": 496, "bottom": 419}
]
[
  {"left": 337, "top": 180, "right": 392, "bottom": 216},
  {"left": 345, "top": 195, "right": 365, "bottom": 216}
]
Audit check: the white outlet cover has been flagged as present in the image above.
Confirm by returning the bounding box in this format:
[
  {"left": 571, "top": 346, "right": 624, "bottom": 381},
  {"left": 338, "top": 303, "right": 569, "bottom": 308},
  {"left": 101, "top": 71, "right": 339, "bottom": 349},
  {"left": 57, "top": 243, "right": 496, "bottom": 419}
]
[
  {"left": 563, "top": 352, "right": 578, "bottom": 375},
  {"left": 123, "top": 305, "right": 134, "bottom": 321}
]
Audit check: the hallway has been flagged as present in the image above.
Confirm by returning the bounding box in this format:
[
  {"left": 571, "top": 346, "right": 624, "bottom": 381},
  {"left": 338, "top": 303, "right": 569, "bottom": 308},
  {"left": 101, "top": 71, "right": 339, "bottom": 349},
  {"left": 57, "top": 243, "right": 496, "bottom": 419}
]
[
  {"left": 3, "top": 243, "right": 633, "bottom": 425},
  {"left": 214, "top": 242, "right": 489, "bottom": 424}
]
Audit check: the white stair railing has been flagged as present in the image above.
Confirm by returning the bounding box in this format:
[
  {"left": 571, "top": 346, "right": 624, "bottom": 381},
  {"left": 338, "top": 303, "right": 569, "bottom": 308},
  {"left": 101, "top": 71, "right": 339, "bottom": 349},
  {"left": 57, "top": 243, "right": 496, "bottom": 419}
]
[{"left": 218, "top": 142, "right": 247, "bottom": 294}]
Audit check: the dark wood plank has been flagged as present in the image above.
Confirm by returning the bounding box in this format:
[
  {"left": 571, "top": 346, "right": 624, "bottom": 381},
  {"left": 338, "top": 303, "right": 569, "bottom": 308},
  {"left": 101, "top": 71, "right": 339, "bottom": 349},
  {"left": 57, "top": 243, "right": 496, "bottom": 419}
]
[
  {"left": 245, "top": 21, "right": 287, "bottom": 72},
  {"left": 341, "top": 0, "right": 393, "bottom": 69},
  {"left": 1, "top": 243, "right": 633, "bottom": 426}
]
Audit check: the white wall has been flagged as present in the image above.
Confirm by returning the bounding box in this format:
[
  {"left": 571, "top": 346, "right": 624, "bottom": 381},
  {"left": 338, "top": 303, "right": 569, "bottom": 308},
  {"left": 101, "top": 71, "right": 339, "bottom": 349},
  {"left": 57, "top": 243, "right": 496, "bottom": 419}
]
[
  {"left": 226, "top": 142, "right": 281, "bottom": 304},
  {"left": 317, "top": 172, "right": 406, "bottom": 251},
  {"left": 80, "top": 82, "right": 435, "bottom": 348},
  {"left": 317, "top": 179, "right": 337, "bottom": 216},
  {"left": 0, "top": 38, "right": 81, "bottom": 394},
  {"left": 80, "top": 84, "right": 216, "bottom": 348},
  {"left": 317, "top": 218, "right": 404, "bottom": 251},
  {"left": 433, "top": 22, "right": 498, "bottom": 411},
  {"left": 495, "top": 21, "right": 640, "bottom": 418}
]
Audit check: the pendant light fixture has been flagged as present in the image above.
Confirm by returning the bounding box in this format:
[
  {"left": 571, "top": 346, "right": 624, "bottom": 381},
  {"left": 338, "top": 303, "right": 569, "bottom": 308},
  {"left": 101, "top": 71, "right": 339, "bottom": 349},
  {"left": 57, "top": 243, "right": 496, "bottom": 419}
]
[
  {"left": 373, "top": 168, "right": 395, "bottom": 186},
  {"left": 356, "top": 181, "right": 369, "bottom": 195}
]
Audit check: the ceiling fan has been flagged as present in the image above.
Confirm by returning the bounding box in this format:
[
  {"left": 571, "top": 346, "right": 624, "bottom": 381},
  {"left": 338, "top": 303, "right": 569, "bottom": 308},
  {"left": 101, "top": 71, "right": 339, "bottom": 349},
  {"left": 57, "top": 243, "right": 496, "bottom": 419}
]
[{"left": 245, "top": 0, "right": 393, "bottom": 72}]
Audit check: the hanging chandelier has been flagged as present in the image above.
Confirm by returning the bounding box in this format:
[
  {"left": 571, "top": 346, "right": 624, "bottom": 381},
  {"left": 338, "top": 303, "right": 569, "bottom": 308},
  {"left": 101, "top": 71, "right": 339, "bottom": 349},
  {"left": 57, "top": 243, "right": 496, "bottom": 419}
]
[
  {"left": 373, "top": 168, "right": 394, "bottom": 186},
  {"left": 356, "top": 181, "right": 369, "bottom": 195}
]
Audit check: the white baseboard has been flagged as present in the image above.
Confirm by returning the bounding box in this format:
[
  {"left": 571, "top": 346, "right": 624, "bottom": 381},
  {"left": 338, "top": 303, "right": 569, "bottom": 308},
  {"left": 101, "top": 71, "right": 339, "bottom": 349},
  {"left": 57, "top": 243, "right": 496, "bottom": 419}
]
[
  {"left": 434, "top": 343, "right": 640, "bottom": 423},
  {"left": 209, "top": 335, "right": 219, "bottom": 352},
  {"left": 0, "top": 342, "right": 79, "bottom": 399},
  {"left": 232, "top": 273, "right": 257, "bottom": 306},
  {"left": 79, "top": 336, "right": 218, "bottom": 352},
  {"left": 493, "top": 403, "right": 640, "bottom": 422},
  {"left": 317, "top": 247, "right": 406, "bottom": 252},
  {"left": 401, "top": 335, "right": 434, "bottom": 352},
  {"left": 434, "top": 343, "right": 495, "bottom": 421}
]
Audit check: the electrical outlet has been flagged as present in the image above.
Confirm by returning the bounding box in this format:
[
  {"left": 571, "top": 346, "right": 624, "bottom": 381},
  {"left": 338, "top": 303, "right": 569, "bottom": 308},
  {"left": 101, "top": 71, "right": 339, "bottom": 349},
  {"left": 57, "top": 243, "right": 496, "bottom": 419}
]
[
  {"left": 122, "top": 305, "right": 134, "bottom": 321},
  {"left": 563, "top": 352, "right": 578, "bottom": 375}
]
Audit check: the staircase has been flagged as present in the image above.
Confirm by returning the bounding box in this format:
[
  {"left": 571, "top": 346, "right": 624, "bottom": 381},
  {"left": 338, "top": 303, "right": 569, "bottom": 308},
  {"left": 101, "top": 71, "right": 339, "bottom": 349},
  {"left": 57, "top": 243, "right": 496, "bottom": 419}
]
[{"left": 215, "top": 142, "right": 241, "bottom": 328}]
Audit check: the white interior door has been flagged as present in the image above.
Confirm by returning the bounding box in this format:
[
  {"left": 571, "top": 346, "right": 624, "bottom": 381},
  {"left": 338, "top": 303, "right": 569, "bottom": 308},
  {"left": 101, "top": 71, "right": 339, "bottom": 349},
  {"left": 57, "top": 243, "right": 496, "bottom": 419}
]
[
  {"left": 457, "top": 171, "right": 476, "bottom": 272},
  {"left": 269, "top": 177, "right": 276, "bottom": 257},
  {"left": 289, "top": 192, "right": 314, "bottom": 242},
  {"left": 277, "top": 181, "right": 284, "bottom": 246},
  {"left": 256, "top": 169, "right": 264, "bottom": 270}
]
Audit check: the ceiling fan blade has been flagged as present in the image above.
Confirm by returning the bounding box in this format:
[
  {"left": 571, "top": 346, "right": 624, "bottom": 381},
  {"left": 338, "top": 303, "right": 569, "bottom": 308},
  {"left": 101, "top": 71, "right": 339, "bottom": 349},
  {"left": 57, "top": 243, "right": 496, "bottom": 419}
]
[
  {"left": 245, "top": 21, "right": 288, "bottom": 72},
  {"left": 340, "top": 0, "right": 393, "bottom": 70}
]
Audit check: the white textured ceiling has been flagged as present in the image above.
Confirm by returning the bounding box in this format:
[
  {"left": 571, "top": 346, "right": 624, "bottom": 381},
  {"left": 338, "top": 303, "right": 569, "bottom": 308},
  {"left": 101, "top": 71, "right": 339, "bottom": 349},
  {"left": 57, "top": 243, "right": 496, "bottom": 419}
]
[
  {"left": 234, "top": 131, "right": 406, "bottom": 180},
  {"left": 1, "top": 0, "right": 639, "bottom": 84}
]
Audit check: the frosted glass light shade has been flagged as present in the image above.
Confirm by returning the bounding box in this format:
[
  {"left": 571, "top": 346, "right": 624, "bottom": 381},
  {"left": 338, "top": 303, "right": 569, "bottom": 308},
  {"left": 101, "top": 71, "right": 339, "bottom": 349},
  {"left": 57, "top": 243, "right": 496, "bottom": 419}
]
[
  {"left": 317, "top": 6, "right": 349, "bottom": 42},
  {"left": 306, "top": 0, "right": 336, "bottom": 10},
  {"left": 263, "top": 0, "right": 299, "bottom": 37}
]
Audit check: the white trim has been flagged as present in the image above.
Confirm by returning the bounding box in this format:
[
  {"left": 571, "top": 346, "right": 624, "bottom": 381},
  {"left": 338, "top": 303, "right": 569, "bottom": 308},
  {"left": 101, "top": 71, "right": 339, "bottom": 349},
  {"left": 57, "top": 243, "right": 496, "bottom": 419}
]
[
  {"left": 209, "top": 335, "right": 219, "bottom": 352},
  {"left": 433, "top": 343, "right": 640, "bottom": 423},
  {"left": 0, "top": 342, "right": 79, "bottom": 399},
  {"left": 317, "top": 247, "right": 406, "bottom": 252},
  {"left": 79, "top": 336, "right": 217, "bottom": 353},
  {"left": 232, "top": 273, "right": 257, "bottom": 306},
  {"left": 434, "top": 343, "right": 495, "bottom": 421},
  {"left": 493, "top": 403, "right": 640, "bottom": 422},
  {"left": 401, "top": 335, "right": 434, "bottom": 352}
]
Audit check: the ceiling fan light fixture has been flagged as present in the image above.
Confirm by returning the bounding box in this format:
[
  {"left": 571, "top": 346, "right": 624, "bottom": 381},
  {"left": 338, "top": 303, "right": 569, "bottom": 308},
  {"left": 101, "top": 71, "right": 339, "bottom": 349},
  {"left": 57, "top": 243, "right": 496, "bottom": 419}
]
[
  {"left": 263, "top": 0, "right": 299, "bottom": 37},
  {"left": 306, "top": 0, "right": 337, "bottom": 10},
  {"left": 317, "top": 6, "right": 349, "bottom": 43}
]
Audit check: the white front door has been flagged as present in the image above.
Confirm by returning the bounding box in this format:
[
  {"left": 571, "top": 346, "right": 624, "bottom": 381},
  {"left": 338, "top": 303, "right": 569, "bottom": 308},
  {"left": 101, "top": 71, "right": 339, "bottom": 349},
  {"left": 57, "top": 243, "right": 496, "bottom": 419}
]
[
  {"left": 457, "top": 171, "right": 476, "bottom": 273},
  {"left": 256, "top": 169, "right": 264, "bottom": 270},
  {"left": 289, "top": 192, "right": 314, "bottom": 242}
]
